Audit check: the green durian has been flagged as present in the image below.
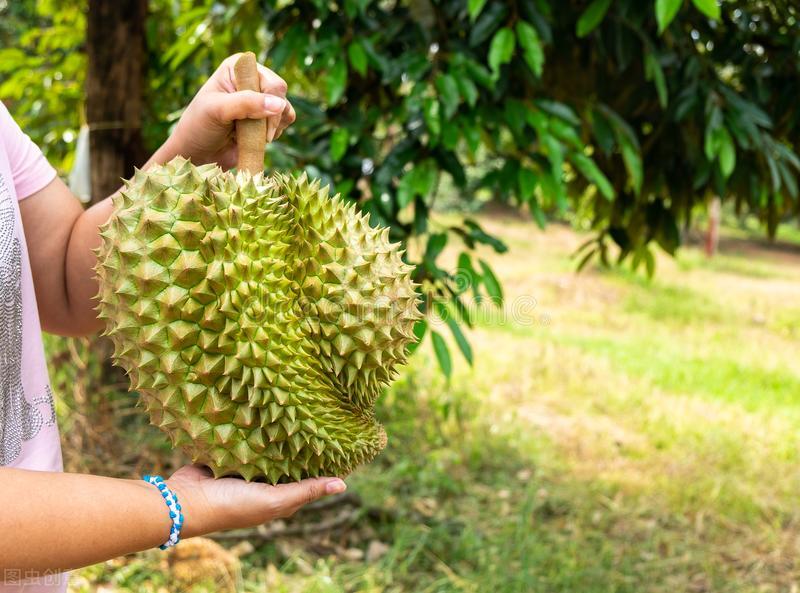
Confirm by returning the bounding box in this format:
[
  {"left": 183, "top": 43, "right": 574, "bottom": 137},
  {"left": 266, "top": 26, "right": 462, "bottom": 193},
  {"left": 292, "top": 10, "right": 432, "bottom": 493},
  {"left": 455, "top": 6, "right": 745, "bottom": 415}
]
[{"left": 95, "top": 156, "right": 421, "bottom": 483}]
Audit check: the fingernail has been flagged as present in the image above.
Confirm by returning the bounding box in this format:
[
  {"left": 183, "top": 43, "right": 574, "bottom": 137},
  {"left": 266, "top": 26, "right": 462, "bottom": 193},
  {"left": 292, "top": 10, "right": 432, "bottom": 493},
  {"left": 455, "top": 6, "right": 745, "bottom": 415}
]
[
  {"left": 264, "top": 95, "right": 285, "bottom": 113},
  {"left": 325, "top": 479, "right": 347, "bottom": 495}
]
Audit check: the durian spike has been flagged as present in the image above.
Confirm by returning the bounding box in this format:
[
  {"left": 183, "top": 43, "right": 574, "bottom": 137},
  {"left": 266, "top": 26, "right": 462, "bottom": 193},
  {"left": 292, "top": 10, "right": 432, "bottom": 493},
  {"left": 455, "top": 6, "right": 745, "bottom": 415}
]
[{"left": 233, "top": 52, "right": 266, "bottom": 174}]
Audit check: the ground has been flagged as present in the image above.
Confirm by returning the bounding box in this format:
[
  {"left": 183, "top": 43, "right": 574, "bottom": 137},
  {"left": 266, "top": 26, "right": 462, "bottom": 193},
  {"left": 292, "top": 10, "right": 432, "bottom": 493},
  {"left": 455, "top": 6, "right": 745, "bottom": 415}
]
[{"left": 66, "top": 214, "right": 800, "bottom": 593}]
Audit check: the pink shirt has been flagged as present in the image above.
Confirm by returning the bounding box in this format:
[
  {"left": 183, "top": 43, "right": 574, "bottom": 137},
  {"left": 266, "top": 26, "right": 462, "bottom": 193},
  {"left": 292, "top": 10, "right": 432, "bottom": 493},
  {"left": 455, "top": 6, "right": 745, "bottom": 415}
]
[{"left": 0, "top": 102, "right": 67, "bottom": 592}]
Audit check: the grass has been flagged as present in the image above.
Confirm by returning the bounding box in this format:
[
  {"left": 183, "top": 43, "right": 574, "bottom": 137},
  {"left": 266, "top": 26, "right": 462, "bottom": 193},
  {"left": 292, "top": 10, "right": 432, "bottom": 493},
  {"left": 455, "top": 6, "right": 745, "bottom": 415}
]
[{"left": 66, "top": 216, "right": 800, "bottom": 592}]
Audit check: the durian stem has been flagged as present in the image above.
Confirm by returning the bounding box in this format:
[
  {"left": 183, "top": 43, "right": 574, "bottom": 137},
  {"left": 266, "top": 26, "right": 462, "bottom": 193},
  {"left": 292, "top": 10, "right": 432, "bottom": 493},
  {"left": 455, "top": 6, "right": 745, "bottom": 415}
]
[{"left": 234, "top": 52, "right": 266, "bottom": 174}]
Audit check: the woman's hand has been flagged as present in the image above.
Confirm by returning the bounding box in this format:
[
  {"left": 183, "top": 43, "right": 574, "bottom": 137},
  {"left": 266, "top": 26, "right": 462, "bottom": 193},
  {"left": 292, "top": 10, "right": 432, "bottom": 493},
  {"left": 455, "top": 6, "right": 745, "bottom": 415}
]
[
  {"left": 0, "top": 465, "right": 344, "bottom": 573},
  {"left": 166, "top": 464, "right": 346, "bottom": 538},
  {"left": 160, "top": 53, "right": 296, "bottom": 169}
]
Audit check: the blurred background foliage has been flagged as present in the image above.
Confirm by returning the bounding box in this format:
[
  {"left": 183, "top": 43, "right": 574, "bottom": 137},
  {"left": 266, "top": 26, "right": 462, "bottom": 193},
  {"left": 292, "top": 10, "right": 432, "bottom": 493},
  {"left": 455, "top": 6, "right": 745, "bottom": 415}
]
[{"left": 2, "top": 0, "right": 799, "bottom": 371}]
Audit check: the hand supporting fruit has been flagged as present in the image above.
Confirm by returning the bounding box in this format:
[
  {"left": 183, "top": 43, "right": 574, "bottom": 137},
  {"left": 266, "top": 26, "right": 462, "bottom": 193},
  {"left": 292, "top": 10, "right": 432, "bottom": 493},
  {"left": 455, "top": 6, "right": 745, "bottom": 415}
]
[
  {"left": 0, "top": 465, "right": 345, "bottom": 573},
  {"left": 166, "top": 465, "right": 346, "bottom": 539}
]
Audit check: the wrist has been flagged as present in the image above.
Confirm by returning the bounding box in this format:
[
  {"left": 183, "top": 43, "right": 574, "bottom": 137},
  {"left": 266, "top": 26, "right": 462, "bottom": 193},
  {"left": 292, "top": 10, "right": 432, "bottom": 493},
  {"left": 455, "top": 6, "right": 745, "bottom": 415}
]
[
  {"left": 165, "top": 475, "right": 226, "bottom": 539},
  {"left": 142, "top": 475, "right": 184, "bottom": 548}
]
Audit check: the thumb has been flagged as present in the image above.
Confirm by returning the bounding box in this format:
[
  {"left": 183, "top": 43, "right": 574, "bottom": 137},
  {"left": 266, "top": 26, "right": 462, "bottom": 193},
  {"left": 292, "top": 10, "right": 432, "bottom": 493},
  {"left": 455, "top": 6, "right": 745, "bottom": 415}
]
[
  {"left": 270, "top": 477, "right": 347, "bottom": 513},
  {"left": 209, "top": 90, "right": 287, "bottom": 123}
]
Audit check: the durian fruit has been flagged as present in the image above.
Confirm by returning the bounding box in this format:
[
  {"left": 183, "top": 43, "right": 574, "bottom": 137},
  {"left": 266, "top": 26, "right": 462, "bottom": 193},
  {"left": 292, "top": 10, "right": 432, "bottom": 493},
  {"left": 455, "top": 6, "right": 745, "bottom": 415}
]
[{"left": 94, "top": 156, "right": 421, "bottom": 483}]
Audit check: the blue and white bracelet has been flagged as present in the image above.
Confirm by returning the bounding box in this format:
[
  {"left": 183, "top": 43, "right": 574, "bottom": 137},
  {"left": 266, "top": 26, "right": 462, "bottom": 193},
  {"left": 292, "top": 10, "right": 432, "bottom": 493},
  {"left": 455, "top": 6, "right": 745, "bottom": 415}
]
[{"left": 142, "top": 474, "right": 184, "bottom": 550}]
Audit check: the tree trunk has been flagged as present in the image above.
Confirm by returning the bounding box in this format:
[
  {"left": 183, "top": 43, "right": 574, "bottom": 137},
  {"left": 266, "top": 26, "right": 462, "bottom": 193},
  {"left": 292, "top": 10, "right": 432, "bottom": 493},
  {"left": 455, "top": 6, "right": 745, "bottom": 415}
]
[
  {"left": 80, "top": 1, "right": 149, "bottom": 444},
  {"left": 86, "top": 0, "right": 147, "bottom": 204}
]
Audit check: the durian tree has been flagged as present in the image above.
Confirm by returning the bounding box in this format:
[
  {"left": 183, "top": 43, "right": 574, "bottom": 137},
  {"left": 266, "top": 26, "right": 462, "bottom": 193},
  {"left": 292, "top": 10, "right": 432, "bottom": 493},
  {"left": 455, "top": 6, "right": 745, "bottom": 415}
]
[{"left": 3, "top": 0, "right": 800, "bottom": 376}]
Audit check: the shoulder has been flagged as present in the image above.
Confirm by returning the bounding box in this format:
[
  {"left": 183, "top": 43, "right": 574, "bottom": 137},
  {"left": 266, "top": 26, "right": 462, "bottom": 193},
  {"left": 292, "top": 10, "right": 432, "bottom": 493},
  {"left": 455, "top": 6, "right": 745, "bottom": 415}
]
[
  {"left": 0, "top": 101, "right": 20, "bottom": 136},
  {"left": 0, "top": 102, "right": 56, "bottom": 200}
]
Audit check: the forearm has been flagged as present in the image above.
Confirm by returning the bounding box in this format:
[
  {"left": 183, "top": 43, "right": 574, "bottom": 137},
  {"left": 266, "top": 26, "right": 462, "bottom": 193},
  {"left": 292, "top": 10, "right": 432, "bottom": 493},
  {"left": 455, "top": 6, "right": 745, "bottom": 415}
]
[{"left": 0, "top": 468, "right": 174, "bottom": 572}]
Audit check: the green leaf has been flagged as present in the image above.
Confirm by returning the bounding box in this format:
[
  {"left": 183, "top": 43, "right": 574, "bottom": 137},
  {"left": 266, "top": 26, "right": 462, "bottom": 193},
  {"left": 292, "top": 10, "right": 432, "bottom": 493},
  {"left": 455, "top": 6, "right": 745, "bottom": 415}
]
[
  {"left": 535, "top": 99, "right": 581, "bottom": 126},
  {"left": 656, "top": 211, "right": 681, "bottom": 255},
  {"left": 529, "top": 197, "right": 547, "bottom": 229},
  {"left": 717, "top": 127, "right": 736, "bottom": 179},
  {"left": 347, "top": 42, "right": 368, "bottom": 77},
  {"left": 576, "top": 0, "right": 613, "bottom": 38},
  {"left": 691, "top": 0, "right": 720, "bottom": 19},
  {"left": 599, "top": 104, "right": 640, "bottom": 150},
  {"left": 462, "top": 122, "right": 481, "bottom": 154},
  {"left": 442, "top": 119, "right": 459, "bottom": 150},
  {"left": 468, "top": 0, "right": 489, "bottom": 22},
  {"left": 515, "top": 21, "right": 544, "bottom": 77},
  {"left": 435, "top": 73, "right": 461, "bottom": 119},
  {"left": 407, "top": 319, "right": 428, "bottom": 354},
  {"left": 598, "top": 105, "right": 643, "bottom": 193},
  {"left": 456, "top": 76, "right": 479, "bottom": 107},
  {"left": 412, "top": 159, "right": 438, "bottom": 197},
  {"left": 423, "top": 98, "right": 441, "bottom": 138},
  {"left": 655, "top": 0, "right": 682, "bottom": 32},
  {"left": 360, "top": 38, "right": 389, "bottom": 73},
  {"left": 425, "top": 232, "right": 448, "bottom": 261},
  {"left": 620, "top": 140, "right": 643, "bottom": 195},
  {"left": 469, "top": 3, "right": 509, "bottom": 47},
  {"left": 778, "top": 159, "right": 799, "bottom": 199},
  {"left": 539, "top": 171, "right": 567, "bottom": 211},
  {"left": 398, "top": 160, "right": 438, "bottom": 207},
  {"left": 431, "top": 331, "right": 452, "bottom": 378},
  {"left": 505, "top": 99, "right": 528, "bottom": 137},
  {"left": 478, "top": 259, "right": 504, "bottom": 305},
  {"left": 488, "top": 27, "right": 516, "bottom": 77},
  {"left": 644, "top": 246, "right": 656, "bottom": 278},
  {"left": 457, "top": 252, "right": 481, "bottom": 294},
  {"left": 463, "top": 219, "right": 509, "bottom": 253},
  {"left": 765, "top": 151, "right": 782, "bottom": 193},
  {"left": 435, "top": 301, "right": 473, "bottom": 365},
  {"left": 644, "top": 51, "right": 668, "bottom": 108},
  {"left": 549, "top": 118, "right": 583, "bottom": 149},
  {"left": 518, "top": 167, "right": 539, "bottom": 200},
  {"left": 397, "top": 175, "right": 414, "bottom": 209},
  {"left": 571, "top": 152, "right": 615, "bottom": 200},
  {"left": 704, "top": 106, "right": 723, "bottom": 160},
  {"left": 329, "top": 128, "right": 349, "bottom": 162},
  {"left": 464, "top": 58, "right": 495, "bottom": 89},
  {"left": 450, "top": 294, "right": 474, "bottom": 327},
  {"left": 326, "top": 60, "right": 347, "bottom": 105},
  {"left": 542, "top": 133, "right": 564, "bottom": 176},
  {"left": 592, "top": 109, "right": 615, "bottom": 154}
]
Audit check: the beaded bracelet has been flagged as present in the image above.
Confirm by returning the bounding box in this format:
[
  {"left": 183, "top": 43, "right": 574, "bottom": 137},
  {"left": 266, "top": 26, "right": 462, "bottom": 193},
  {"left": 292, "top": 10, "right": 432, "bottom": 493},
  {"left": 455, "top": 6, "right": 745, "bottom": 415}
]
[{"left": 142, "top": 474, "right": 184, "bottom": 550}]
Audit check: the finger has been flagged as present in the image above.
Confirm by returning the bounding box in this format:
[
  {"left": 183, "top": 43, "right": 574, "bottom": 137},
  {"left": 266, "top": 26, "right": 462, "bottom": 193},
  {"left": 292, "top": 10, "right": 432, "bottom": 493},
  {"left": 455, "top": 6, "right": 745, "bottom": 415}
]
[
  {"left": 281, "top": 101, "right": 296, "bottom": 128},
  {"left": 268, "top": 477, "right": 346, "bottom": 514},
  {"left": 172, "top": 464, "right": 214, "bottom": 480},
  {"left": 267, "top": 115, "right": 279, "bottom": 143},
  {"left": 216, "top": 144, "right": 238, "bottom": 170},
  {"left": 257, "top": 63, "right": 288, "bottom": 97},
  {"left": 271, "top": 103, "right": 296, "bottom": 142},
  {"left": 217, "top": 55, "right": 287, "bottom": 99},
  {"left": 210, "top": 90, "right": 287, "bottom": 124},
  {"left": 219, "top": 52, "right": 246, "bottom": 93},
  {"left": 268, "top": 100, "right": 294, "bottom": 142}
]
